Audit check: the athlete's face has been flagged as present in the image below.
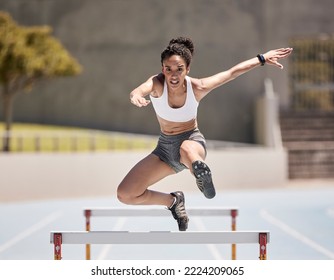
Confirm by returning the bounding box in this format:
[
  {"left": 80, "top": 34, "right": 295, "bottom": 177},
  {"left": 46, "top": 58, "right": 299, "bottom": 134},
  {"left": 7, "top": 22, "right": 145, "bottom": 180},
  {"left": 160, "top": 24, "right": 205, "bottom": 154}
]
[{"left": 162, "top": 55, "right": 190, "bottom": 90}]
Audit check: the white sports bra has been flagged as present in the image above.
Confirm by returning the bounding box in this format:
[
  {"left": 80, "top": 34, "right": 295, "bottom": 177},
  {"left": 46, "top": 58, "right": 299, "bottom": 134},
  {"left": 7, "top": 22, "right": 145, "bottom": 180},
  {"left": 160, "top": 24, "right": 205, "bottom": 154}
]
[{"left": 150, "top": 76, "right": 198, "bottom": 122}]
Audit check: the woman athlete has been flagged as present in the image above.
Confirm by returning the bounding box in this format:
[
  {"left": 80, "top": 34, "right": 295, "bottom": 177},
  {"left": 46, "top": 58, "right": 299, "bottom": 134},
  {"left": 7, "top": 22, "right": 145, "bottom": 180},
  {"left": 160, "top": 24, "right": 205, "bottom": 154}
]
[{"left": 117, "top": 37, "right": 293, "bottom": 231}]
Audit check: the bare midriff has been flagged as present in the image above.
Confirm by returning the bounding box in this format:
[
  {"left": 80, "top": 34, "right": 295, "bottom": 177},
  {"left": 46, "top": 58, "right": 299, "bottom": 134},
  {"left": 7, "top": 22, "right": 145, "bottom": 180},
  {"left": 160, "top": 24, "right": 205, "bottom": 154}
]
[{"left": 156, "top": 116, "right": 198, "bottom": 135}]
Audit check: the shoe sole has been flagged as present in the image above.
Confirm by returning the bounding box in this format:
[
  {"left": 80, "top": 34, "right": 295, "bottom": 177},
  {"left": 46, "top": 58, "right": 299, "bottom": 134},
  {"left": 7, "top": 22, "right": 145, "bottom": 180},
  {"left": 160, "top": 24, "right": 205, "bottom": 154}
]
[
  {"left": 193, "top": 161, "right": 216, "bottom": 199},
  {"left": 201, "top": 181, "right": 216, "bottom": 199}
]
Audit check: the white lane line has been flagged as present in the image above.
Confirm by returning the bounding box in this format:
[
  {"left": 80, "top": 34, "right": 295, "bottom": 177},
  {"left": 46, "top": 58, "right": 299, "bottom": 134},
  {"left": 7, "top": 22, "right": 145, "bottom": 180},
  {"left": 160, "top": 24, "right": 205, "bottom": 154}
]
[
  {"left": 192, "top": 217, "right": 223, "bottom": 260},
  {"left": 96, "top": 217, "right": 127, "bottom": 260},
  {"left": 0, "top": 211, "right": 62, "bottom": 254},
  {"left": 327, "top": 207, "right": 334, "bottom": 218},
  {"left": 260, "top": 209, "right": 334, "bottom": 259}
]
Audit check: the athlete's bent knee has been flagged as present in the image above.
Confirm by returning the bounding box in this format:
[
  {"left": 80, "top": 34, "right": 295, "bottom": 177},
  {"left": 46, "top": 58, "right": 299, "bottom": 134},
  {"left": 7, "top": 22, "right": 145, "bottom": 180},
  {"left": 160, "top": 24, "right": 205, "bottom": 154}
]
[
  {"left": 117, "top": 184, "right": 145, "bottom": 205},
  {"left": 117, "top": 187, "right": 132, "bottom": 204}
]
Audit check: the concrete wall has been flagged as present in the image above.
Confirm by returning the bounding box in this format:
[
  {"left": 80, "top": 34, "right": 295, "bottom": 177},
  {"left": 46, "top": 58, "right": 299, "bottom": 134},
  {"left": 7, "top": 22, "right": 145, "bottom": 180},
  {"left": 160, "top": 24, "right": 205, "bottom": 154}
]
[
  {"left": 0, "top": 0, "right": 333, "bottom": 142},
  {"left": 0, "top": 148, "right": 288, "bottom": 202}
]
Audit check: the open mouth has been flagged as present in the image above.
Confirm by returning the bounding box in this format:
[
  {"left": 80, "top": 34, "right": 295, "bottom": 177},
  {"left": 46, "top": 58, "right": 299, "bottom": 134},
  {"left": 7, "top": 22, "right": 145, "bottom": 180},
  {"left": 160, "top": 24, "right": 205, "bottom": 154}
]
[{"left": 169, "top": 80, "right": 179, "bottom": 86}]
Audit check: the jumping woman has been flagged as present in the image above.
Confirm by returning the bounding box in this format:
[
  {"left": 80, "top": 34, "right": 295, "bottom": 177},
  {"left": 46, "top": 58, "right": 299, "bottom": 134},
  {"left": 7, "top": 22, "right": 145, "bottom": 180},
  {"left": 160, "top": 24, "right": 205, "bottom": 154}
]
[{"left": 117, "top": 37, "right": 293, "bottom": 231}]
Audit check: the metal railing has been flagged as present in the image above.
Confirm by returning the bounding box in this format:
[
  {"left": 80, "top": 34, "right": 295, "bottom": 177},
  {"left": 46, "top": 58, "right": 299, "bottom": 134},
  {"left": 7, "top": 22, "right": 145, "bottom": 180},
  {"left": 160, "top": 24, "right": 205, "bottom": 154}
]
[
  {"left": 289, "top": 35, "right": 334, "bottom": 111},
  {"left": 0, "top": 130, "right": 157, "bottom": 152}
]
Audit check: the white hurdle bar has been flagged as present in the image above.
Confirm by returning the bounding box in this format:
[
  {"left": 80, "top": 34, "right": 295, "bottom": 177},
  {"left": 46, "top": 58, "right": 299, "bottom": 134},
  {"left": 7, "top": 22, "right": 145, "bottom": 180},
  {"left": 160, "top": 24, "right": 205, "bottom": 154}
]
[
  {"left": 50, "top": 231, "right": 270, "bottom": 260},
  {"left": 84, "top": 207, "right": 238, "bottom": 260}
]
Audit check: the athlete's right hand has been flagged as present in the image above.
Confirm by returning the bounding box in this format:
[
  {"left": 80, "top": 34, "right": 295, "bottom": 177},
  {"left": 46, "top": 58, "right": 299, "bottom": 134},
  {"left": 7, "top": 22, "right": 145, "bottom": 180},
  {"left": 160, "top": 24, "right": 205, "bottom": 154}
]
[{"left": 130, "top": 94, "right": 151, "bottom": 107}]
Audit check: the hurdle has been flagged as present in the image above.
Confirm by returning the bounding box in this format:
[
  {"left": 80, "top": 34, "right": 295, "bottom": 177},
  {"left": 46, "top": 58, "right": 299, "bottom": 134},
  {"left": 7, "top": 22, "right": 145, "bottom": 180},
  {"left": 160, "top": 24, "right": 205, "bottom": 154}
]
[
  {"left": 84, "top": 207, "right": 238, "bottom": 260},
  {"left": 50, "top": 231, "right": 270, "bottom": 260}
]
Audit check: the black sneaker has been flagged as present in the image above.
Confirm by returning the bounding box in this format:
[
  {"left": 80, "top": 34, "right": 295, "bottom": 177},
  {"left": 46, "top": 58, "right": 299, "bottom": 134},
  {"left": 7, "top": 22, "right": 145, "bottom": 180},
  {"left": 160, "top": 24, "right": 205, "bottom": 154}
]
[
  {"left": 168, "top": 191, "right": 189, "bottom": 231},
  {"left": 192, "top": 160, "right": 216, "bottom": 199}
]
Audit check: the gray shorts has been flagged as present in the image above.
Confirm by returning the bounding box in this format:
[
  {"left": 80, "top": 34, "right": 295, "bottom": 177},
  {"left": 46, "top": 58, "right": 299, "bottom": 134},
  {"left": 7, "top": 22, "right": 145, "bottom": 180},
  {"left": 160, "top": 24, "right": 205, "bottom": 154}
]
[{"left": 152, "top": 128, "right": 207, "bottom": 173}]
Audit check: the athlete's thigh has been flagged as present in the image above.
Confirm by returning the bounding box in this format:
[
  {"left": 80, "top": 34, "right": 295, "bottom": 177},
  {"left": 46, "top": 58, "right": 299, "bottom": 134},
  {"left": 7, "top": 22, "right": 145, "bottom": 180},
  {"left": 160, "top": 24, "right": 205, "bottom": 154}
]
[
  {"left": 179, "top": 140, "right": 206, "bottom": 168},
  {"left": 118, "top": 153, "right": 175, "bottom": 194}
]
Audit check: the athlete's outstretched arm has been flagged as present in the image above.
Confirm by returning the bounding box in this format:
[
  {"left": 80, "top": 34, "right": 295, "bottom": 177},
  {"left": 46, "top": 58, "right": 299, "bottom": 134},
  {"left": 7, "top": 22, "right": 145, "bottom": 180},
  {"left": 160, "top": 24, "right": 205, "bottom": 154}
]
[{"left": 195, "top": 47, "right": 293, "bottom": 98}]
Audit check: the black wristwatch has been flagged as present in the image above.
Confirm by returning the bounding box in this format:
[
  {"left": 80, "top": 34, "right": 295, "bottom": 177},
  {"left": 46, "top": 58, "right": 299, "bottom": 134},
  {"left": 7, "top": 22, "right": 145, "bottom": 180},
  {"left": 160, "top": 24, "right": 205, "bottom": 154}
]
[{"left": 257, "top": 54, "right": 266, "bottom": 66}]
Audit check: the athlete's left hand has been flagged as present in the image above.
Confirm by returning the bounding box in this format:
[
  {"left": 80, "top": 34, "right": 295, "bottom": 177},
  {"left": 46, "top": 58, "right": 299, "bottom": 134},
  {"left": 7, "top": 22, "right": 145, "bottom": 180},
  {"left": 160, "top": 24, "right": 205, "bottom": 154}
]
[{"left": 263, "top": 48, "right": 293, "bottom": 69}]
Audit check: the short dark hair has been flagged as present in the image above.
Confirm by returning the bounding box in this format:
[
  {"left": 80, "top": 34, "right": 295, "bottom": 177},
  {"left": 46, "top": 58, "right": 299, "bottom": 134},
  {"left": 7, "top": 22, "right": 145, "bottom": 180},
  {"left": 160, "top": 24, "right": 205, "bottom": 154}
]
[{"left": 161, "top": 37, "right": 194, "bottom": 67}]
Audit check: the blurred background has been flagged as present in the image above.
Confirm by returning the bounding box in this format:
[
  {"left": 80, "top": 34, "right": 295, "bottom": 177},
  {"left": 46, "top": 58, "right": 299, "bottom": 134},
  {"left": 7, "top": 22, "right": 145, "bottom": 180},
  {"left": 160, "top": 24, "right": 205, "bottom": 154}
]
[
  {"left": 0, "top": 0, "right": 333, "bottom": 260},
  {"left": 1, "top": 0, "right": 333, "bottom": 196},
  {"left": 0, "top": 0, "right": 333, "bottom": 140}
]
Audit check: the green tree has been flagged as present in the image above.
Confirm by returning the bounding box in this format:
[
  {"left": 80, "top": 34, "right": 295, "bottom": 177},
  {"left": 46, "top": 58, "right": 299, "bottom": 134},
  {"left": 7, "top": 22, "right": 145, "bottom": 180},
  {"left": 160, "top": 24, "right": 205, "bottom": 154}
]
[{"left": 0, "top": 11, "right": 82, "bottom": 151}]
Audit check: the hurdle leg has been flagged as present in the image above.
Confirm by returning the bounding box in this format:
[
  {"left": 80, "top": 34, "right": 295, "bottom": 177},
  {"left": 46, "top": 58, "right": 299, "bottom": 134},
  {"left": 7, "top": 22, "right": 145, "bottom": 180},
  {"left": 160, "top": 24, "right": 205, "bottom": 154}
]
[
  {"left": 231, "top": 209, "right": 238, "bottom": 260},
  {"left": 259, "top": 232, "right": 268, "bottom": 260},
  {"left": 85, "top": 210, "right": 91, "bottom": 260},
  {"left": 54, "top": 233, "right": 62, "bottom": 260}
]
